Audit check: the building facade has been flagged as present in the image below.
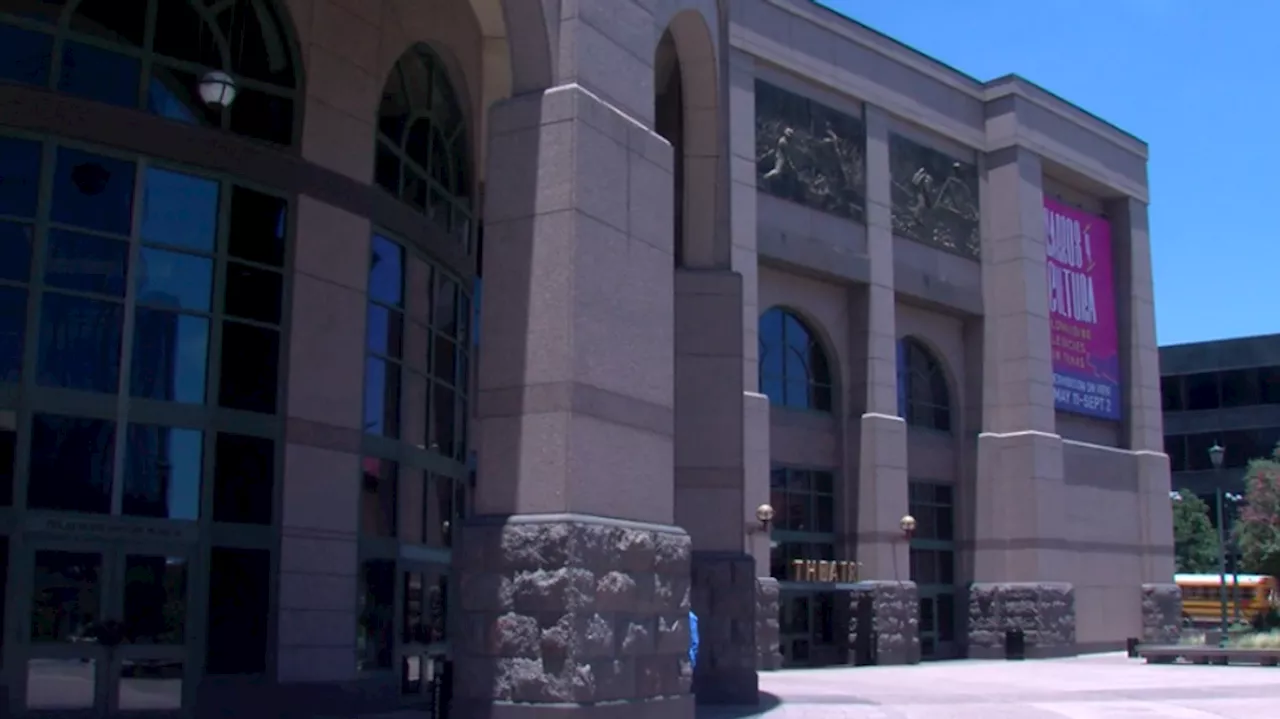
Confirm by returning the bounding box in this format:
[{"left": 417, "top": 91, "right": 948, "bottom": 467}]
[
  {"left": 0, "top": 0, "right": 1173, "bottom": 717},
  {"left": 1161, "top": 333, "right": 1280, "bottom": 529}
]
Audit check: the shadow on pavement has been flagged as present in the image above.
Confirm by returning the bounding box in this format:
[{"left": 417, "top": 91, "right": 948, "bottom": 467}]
[{"left": 696, "top": 692, "right": 783, "bottom": 718}]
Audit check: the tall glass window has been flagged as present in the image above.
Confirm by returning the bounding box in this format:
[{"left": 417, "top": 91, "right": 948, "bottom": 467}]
[
  {"left": 374, "top": 45, "right": 472, "bottom": 249},
  {"left": 759, "top": 307, "right": 833, "bottom": 412},
  {"left": 769, "top": 467, "right": 837, "bottom": 580},
  {"left": 0, "top": 0, "right": 299, "bottom": 145},
  {"left": 0, "top": 133, "right": 286, "bottom": 526},
  {"left": 897, "top": 337, "right": 951, "bottom": 432}
]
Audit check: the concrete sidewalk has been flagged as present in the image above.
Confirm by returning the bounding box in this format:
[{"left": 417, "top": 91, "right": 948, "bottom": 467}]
[{"left": 699, "top": 652, "right": 1279, "bottom": 718}]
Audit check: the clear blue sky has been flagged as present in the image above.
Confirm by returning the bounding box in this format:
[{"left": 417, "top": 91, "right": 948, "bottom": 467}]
[{"left": 821, "top": 0, "right": 1275, "bottom": 346}]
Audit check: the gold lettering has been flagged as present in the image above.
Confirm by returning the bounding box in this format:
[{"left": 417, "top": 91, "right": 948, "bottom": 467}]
[{"left": 804, "top": 561, "right": 818, "bottom": 581}]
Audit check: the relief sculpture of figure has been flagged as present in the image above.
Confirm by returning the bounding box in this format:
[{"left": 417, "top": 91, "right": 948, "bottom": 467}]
[{"left": 761, "top": 126, "right": 796, "bottom": 181}]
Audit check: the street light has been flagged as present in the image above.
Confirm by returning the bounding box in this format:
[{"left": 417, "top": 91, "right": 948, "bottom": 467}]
[{"left": 1208, "top": 442, "right": 1230, "bottom": 647}]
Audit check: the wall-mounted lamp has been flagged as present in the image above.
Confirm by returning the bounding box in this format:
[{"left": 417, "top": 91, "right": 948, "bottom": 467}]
[
  {"left": 747, "top": 503, "right": 775, "bottom": 535},
  {"left": 199, "top": 70, "right": 238, "bottom": 109},
  {"left": 900, "top": 514, "right": 917, "bottom": 541}
]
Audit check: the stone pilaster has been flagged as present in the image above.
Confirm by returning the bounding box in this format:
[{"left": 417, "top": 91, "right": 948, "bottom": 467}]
[
  {"left": 1110, "top": 197, "right": 1176, "bottom": 587},
  {"left": 452, "top": 516, "right": 694, "bottom": 719},
  {"left": 967, "top": 582, "right": 1075, "bottom": 659},
  {"left": 847, "top": 581, "right": 920, "bottom": 666},
  {"left": 852, "top": 107, "right": 909, "bottom": 581},
  {"left": 1141, "top": 583, "right": 1183, "bottom": 645},
  {"left": 755, "top": 578, "right": 782, "bottom": 671}
]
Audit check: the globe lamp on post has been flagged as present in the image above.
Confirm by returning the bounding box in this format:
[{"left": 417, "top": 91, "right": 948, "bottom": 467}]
[{"left": 1208, "top": 442, "right": 1230, "bottom": 647}]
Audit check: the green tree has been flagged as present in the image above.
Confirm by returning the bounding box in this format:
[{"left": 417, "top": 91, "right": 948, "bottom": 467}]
[
  {"left": 1234, "top": 445, "right": 1280, "bottom": 577},
  {"left": 1173, "top": 489, "right": 1219, "bottom": 574}
]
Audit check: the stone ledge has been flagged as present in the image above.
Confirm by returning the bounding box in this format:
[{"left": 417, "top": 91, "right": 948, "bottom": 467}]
[
  {"left": 968, "top": 582, "right": 1076, "bottom": 659},
  {"left": 848, "top": 580, "right": 920, "bottom": 666},
  {"left": 756, "top": 577, "right": 782, "bottom": 671},
  {"left": 453, "top": 516, "right": 693, "bottom": 707},
  {"left": 691, "top": 552, "right": 759, "bottom": 705},
  {"left": 1141, "top": 583, "right": 1182, "bottom": 645}
]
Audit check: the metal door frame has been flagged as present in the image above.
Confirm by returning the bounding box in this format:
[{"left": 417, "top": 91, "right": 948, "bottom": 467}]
[{"left": 5, "top": 533, "right": 200, "bottom": 718}]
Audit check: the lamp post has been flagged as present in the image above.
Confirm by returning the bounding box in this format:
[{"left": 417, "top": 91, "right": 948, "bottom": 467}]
[{"left": 1208, "top": 442, "right": 1230, "bottom": 647}]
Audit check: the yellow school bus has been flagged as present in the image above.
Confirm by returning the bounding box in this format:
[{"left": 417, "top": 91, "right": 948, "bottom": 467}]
[{"left": 1175, "top": 573, "right": 1278, "bottom": 625}]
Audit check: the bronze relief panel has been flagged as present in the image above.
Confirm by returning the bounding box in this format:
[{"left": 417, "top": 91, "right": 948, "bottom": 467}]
[
  {"left": 755, "top": 81, "right": 866, "bottom": 222},
  {"left": 889, "top": 133, "right": 980, "bottom": 258}
]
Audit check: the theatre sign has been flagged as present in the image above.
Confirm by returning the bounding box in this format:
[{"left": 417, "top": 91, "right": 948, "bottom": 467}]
[{"left": 789, "top": 559, "right": 860, "bottom": 583}]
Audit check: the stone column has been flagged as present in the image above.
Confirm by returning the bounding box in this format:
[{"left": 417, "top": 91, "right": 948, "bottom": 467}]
[
  {"left": 1109, "top": 196, "right": 1178, "bottom": 633},
  {"left": 970, "top": 146, "right": 1074, "bottom": 657},
  {"left": 453, "top": 44, "right": 694, "bottom": 718},
  {"left": 269, "top": 196, "right": 369, "bottom": 711},
  {"left": 853, "top": 107, "right": 911, "bottom": 584}
]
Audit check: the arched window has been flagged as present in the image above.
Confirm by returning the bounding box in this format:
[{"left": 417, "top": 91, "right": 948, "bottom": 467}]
[
  {"left": 759, "top": 307, "right": 833, "bottom": 412},
  {"left": 0, "top": 0, "right": 300, "bottom": 145},
  {"left": 374, "top": 45, "right": 472, "bottom": 250},
  {"left": 898, "top": 337, "right": 952, "bottom": 432}
]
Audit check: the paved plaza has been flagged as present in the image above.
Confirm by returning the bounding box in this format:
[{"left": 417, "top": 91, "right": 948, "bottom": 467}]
[{"left": 700, "top": 653, "right": 1278, "bottom": 718}]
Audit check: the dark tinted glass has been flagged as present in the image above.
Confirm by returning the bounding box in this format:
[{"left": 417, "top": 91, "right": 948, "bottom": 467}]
[
  {"left": 51, "top": 148, "right": 136, "bottom": 235},
  {"left": 366, "top": 304, "right": 404, "bottom": 358},
  {"left": 28, "top": 413, "right": 115, "bottom": 514},
  {"left": 124, "top": 424, "right": 203, "bottom": 520},
  {"left": 0, "top": 412, "right": 14, "bottom": 505},
  {"left": 151, "top": 1, "right": 222, "bottom": 67},
  {"left": 206, "top": 547, "right": 270, "bottom": 674},
  {"left": 212, "top": 433, "right": 274, "bottom": 524},
  {"left": 121, "top": 554, "right": 187, "bottom": 645},
  {"left": 68, "top": 0, "right": 146, "bottom": 46},
  {"left": 1220, "top": 369, "right": 1260, "bottom": 408},
  {"left": 37, "top": 292, "right": 124, "bottom": 393},
  {"left": 360, "top": 458, "right": 397, "bottom": 538},
  {"left": 0, "top": 24, "right": 53, "bottom": 87},
  {"left": 358, "top": 560, "right": 395, "bottom": 670},
  {"left": 0, "top": 136, "right": 42, "bottom": 218},
  {"left": 136, "top": 248, "right": 214, "bottom": 311},
  {"left": 430, "top": 382, "right": 454, "bottom": 456},
  {"left": 363, "top": 357, "right": 400, "bottom": 437},
  {"left": 433, "top": 276, "right": 456, "bottom": 333},
  {"left": 228, "top": 88, "right": 294, "bottom": 146},
  {"left": 131, "top": 310, "right": 209, "bottom": 404},
  {"left": 223, "top": 263, "right": 282, "bottom": 323},
  {"left": 141, "top": 168, "right": 219, "bottom": 252},
  {"left": 44, "top": 229, "right": 130, "bottom": 296},
  {"left": 370, "top": 236, "right": 404, "bottom": 306},
  {"left": 1161, "top": 375, "right": 1184, "bottom": 411},
  {"left": 0, "top": 222, "right": 34, "bottom": 283},
  {"left": 57, "top": 42, "right": 140, "bottom": 108},
  {"left": 1185, "top": 372, "right": 1219, "bottom": 411},
  {"left": 227, "top": 187, "right": 287, "bottom": 267},
  {"left": 148, "top": 66, "right": 222, "bottom": 127},
  {"left": 0, "top": 286, "right": 26, "bottom": 383},
  {"left": 218, "top": 322, "right": 278, "bottom": 414},
  {"left": 1164, "top": 435, "right": 1187, "bottom": 472}
]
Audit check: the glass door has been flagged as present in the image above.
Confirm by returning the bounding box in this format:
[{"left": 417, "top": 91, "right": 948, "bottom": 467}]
[
  {"left": 397, "top": 558, "right": 451, "bottom": 714},
  {"left": 917, "top": 586, "right": 958, "bottom": 660},
  {"left": 12, "top": 540, "right": 194, "bottom": 718}
]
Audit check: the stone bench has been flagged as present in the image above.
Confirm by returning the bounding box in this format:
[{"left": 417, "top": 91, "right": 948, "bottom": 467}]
[{"left": 1138, "top": 645, "right": 1280, "bottom": 666}]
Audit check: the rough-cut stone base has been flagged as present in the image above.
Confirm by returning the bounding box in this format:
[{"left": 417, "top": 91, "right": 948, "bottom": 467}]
[
  {"left": 755, "top": 577, "right": 782, "bottom": 671},
  {"left": 968, "top": 582, "right": 1076, "bottom": 659},
  {"left": 452, "top": 514, "right": 694, "bottom": 718},
  {"left": 690, "top": 551, "right": 759, "bottom": 705},
  {"left": 1142, "top": 583, "right": 1183, "bottom": 645},
  {"left": 847, "top": 581, "right": 920, "bottom": 666}
]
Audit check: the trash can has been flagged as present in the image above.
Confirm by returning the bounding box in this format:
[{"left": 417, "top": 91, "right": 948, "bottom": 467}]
[
  {"left": 1126, "top": 637, "right": 1140, "bottom": 658},
  {"left": 1004, "top": 629, "right": 1026, "bottom": 661}
]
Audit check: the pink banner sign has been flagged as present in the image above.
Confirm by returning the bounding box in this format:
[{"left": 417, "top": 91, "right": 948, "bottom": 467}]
[{"left": 1044, "top": 196, "right": 1121, "bottom": 420}]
